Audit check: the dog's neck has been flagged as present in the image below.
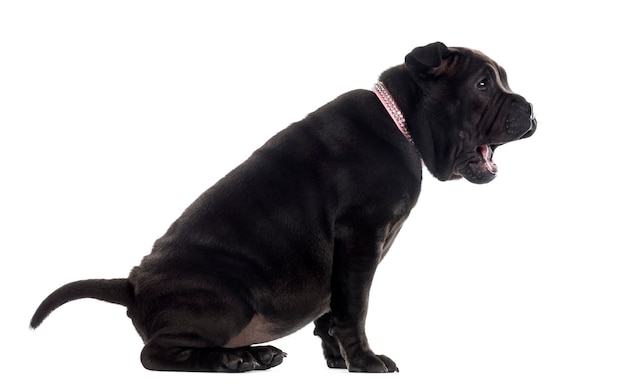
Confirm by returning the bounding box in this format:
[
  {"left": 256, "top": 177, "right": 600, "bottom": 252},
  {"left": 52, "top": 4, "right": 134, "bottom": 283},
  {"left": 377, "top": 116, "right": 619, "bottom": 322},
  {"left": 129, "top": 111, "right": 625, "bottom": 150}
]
[{"left": 373, "top": 81, "right": 414, "bottom": 145}]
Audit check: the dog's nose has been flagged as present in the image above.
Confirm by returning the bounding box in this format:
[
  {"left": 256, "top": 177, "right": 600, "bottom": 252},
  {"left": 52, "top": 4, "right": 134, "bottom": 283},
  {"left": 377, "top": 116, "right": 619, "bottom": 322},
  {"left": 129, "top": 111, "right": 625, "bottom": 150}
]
[{"left": 521, "top": 104, "right": 537, "bottom": 139}]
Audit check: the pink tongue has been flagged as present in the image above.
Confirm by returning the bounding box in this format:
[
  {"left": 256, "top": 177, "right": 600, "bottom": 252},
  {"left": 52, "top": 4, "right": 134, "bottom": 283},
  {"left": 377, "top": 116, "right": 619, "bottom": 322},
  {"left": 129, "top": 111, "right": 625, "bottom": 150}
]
[{"left": 480, "top": 145, "right": 498, "bottom": 174}]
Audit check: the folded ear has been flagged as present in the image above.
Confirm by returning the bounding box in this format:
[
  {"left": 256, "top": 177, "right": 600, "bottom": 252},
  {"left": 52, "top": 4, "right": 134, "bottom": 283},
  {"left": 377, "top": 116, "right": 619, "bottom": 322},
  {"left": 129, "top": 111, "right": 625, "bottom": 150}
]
[{"left": 405, "top": 42, "right": 450, "bottom": 78}]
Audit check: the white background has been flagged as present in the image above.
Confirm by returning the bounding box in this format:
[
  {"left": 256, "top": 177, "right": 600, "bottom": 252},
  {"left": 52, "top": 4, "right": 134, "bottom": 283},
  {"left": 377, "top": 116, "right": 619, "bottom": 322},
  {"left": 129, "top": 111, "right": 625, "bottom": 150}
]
[{"left": 1, "top": 1, "right": 624, "bottom": 386}]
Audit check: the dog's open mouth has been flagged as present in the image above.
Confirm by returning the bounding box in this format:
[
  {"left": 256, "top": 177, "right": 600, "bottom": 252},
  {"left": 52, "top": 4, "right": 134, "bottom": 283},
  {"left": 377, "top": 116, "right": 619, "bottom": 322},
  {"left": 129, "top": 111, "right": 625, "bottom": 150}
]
[
  {"left": 453, "top": 144, "right": 502, "bottom": 184},
  {"left": 478, "top": 145, "right": 498, "bottom": 175}
]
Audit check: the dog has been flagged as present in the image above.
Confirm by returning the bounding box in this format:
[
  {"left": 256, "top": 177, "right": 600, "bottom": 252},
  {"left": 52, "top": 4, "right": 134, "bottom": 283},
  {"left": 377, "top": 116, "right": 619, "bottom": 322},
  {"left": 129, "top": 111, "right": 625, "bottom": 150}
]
[{"left": 30, "top": 42, "right": 536, "bottom": 373}]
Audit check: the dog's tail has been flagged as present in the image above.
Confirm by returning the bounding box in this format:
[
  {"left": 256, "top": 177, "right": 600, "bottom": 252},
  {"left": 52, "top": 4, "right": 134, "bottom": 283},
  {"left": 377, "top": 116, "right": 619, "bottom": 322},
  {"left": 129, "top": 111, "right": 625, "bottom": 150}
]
[{"left": 30, "top": 278, "right": 133, "bottom": 329}]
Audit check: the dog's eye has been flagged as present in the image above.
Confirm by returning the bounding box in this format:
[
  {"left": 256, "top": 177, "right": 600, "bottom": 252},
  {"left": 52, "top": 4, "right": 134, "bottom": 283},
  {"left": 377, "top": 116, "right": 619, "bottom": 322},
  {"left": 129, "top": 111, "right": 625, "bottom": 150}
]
[{"left": 477, "top": 79, "right": 489, "bottom": 91}]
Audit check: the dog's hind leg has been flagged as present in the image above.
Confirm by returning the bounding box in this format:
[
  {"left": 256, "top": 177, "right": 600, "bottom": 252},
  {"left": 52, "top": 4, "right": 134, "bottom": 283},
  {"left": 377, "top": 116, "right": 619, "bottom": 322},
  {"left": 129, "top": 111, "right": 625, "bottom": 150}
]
[
  {"left": 140, "top": 334, "right": 285, "bottom": 372},
  {"left": 132, "top": 291, "right": 285, "bottom": 372}
]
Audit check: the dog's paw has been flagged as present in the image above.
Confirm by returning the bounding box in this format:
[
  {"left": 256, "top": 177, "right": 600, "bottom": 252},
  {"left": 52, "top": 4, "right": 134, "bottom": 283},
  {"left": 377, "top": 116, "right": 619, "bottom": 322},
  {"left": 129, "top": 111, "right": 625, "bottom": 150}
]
[
  {"left": 347, "top": 353, "right": 398, "bottom": 373},
  {"left": 248, "top": 345, "right": 286, "bottom": 369},
  {"left": 221, "top": 346, "right": 286, "bottom": 372},
  {"left": 325, "top": 356, "right": 347, "bottom": 369}
]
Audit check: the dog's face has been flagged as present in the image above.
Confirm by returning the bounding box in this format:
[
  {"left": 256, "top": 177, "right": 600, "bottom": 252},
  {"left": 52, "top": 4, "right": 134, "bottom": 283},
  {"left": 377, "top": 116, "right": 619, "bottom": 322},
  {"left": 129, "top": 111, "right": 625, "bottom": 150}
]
[{"left": 405, "top": 43, "right": 537, "bottom": 184}]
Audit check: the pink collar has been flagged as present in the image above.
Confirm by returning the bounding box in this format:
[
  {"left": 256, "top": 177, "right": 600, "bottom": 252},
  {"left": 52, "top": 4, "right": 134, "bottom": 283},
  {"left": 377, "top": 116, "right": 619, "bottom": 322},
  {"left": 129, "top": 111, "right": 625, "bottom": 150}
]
[{"left": 373, "top": 82, "right": 414, "bottom": 145}]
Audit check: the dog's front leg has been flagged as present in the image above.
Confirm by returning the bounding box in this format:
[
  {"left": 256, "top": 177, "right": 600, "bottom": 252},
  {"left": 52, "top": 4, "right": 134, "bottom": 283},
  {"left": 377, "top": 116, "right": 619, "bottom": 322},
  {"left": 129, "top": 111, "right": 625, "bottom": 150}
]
[
  {"left": 321, "top": 229, "right": 398, "bottom": 373},
  {"left": 313, "top": 312, "right": 346, "bottom": 369}
]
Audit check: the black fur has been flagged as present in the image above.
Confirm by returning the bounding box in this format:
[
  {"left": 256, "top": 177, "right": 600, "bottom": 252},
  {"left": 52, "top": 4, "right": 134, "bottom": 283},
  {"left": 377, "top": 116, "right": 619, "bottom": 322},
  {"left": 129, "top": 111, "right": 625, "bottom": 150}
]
[{"left": 31, "top": 42, "right": 536, "bottom": 373}]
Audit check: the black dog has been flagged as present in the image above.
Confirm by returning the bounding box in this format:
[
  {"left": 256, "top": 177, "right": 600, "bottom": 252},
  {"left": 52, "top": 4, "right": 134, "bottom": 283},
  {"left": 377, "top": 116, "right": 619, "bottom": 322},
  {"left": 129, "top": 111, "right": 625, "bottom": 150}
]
[{"left": 31, "top": 42, "right": 536, "bottom": 373}]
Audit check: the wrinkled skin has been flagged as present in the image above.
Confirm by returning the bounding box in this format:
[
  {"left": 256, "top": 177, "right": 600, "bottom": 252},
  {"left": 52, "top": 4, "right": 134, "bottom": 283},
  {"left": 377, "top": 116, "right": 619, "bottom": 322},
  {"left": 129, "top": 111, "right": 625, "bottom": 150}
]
[{"left": 394, "top": 43, "right": 536, "bottom": 184}]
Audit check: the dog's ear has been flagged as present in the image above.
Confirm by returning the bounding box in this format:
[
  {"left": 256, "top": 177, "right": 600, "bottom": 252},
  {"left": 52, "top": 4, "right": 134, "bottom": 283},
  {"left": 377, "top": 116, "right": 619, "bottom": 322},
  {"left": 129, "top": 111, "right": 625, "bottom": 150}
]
[{"left": 405, "top": 42, "right": 450, "bottom": 78}]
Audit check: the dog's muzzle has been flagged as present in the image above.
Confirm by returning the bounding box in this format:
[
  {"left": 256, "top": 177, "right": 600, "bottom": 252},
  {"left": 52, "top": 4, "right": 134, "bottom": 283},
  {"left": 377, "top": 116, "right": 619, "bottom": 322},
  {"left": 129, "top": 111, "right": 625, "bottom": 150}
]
[{"left": 457, "top": 98, "right": 537, "bottom": 184}]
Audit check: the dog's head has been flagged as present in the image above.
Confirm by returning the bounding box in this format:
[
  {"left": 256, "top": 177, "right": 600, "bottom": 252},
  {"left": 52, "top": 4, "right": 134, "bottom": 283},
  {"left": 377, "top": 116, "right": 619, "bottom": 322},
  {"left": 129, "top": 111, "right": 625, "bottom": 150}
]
[{"left": 404, "top": 42, "right": 537, "bottom": 184}]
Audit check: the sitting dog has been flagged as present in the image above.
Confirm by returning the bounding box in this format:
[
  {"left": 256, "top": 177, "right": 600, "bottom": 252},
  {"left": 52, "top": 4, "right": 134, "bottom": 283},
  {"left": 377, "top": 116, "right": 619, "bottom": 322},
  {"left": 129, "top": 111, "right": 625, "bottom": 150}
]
[{"left": 31, "top": 42, "right": 536, "bottom": 373}]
